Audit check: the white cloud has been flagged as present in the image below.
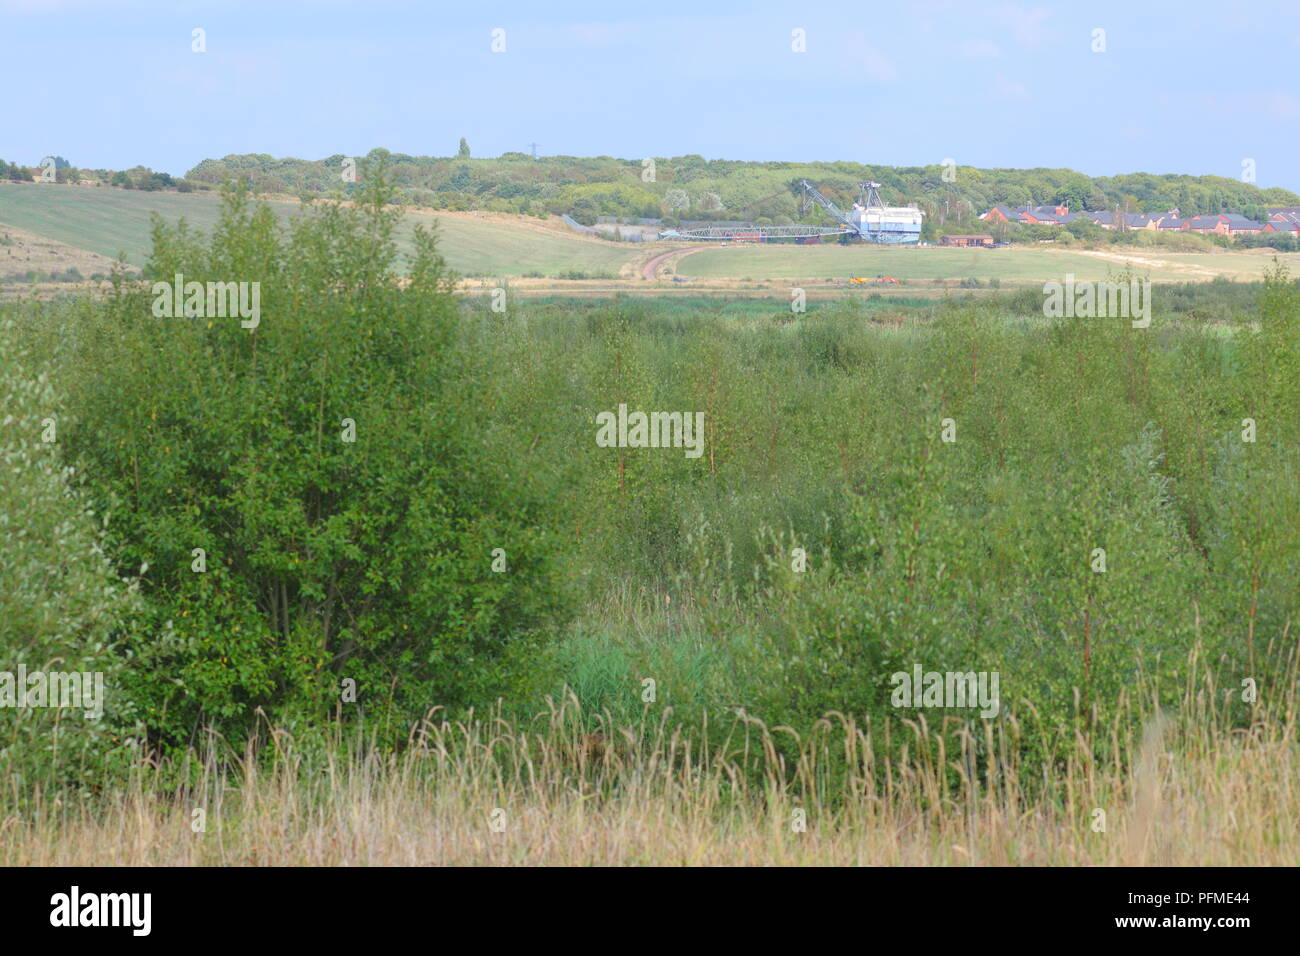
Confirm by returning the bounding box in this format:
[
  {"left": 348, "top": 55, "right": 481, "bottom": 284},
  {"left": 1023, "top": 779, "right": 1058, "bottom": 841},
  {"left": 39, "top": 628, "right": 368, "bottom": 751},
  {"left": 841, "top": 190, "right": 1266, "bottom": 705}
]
[
  {"left": 1119, "top": 120, "right": 1146, "bottom": 142},
  {"left": 991, "top": 3, "right": 1054, "bottom": 48},
  {"left": 1265, "top": 91, "right": 1300, "bottom": 119},
  {"left": 568, "top": 22, "right": 633, "bottom": 46},
  {"left": 833, "top": 30, "right": 899, "bottom": 82},
  {"left": 992, "top": 73, "right": 1029, "bottom": 100},
  {"left": 1197, "top": 91, "right": 1300, "bottom": 120},
  {"left": 962, "top": 38, "right": 1002, "bottom": 58},
  {"left": 861, "top": 45, "right": 898, "bottom": 82}
]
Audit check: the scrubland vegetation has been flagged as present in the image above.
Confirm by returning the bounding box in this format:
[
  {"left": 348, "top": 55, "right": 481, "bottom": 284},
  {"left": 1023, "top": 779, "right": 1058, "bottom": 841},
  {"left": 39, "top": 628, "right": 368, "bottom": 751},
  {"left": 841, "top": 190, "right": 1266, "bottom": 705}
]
[{"left": 2, "top": 178, "right": 1296, "bottom": 864}]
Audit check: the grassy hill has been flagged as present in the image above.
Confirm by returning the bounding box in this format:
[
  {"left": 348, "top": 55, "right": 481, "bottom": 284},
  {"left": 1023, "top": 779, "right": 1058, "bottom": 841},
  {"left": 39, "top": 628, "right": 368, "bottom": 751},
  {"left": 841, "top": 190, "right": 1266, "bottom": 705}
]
[
  {"left": 0, "top": 184, "right": 240, "bottom": 265},
  {"left": 0, "top": 183, "right": 642, "bottom": 278}
]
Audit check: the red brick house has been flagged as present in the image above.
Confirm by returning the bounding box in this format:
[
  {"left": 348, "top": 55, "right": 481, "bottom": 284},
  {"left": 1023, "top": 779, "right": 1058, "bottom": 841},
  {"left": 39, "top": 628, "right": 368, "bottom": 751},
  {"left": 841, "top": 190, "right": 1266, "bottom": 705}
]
[
  {"left": 1220, "top": 214, "right": 1263, "bottom": 235},
  {"left": 1179, "top": 214, "right": 1262, "bottom": 235},
  {"left": 980, "top": 203, "right": 1070, "bottom": 225},
  {"left": 981, "top": 205, "right": 1015, "bottom": 223},
  {"left": 1263, "top": 220, "right": 1300, "bottom": 236},
  {"left": 1017, "top": 204, "right": 1071, "bottom": 225},
  {"left": 1185, "top": 216, "right": 1229, "bottom": 234}
]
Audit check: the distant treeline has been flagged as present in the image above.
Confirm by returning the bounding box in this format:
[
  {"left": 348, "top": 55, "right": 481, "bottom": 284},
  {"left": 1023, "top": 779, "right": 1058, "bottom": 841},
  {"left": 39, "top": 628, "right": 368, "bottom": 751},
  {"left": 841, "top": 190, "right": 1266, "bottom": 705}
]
[
  {"left": 0, "top": 157, "right": 208, "bottom": 192},
  {"left": 185, "top": 147, "right": 1300, "bottom": 237}
]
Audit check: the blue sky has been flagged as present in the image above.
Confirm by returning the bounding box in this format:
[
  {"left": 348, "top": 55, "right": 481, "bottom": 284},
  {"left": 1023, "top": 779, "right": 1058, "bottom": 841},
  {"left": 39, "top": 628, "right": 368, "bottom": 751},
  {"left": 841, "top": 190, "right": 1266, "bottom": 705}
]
[{"left": 4, "top": 0, "right": 1298, "bottom": 190}]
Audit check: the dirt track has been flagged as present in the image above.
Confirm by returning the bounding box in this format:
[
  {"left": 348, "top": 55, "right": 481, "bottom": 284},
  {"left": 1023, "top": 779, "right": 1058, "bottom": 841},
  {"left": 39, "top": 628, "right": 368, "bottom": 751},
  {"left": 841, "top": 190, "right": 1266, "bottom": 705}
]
[
  {"left": 641, "top": 248, "right": 676, "bottom": 279},
  {"left": 641, "top": 245, "right": 706, "bottom": 279}
]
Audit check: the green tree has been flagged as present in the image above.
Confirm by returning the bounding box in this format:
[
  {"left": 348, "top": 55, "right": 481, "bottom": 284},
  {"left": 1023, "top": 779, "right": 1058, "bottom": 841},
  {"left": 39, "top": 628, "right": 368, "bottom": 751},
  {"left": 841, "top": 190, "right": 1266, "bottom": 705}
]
[
  {"left": 664, "top": 188, "right": 690, "bottom": 213},
  {"left": 54, "top": 171, "right": 571, "bottom": 747},
  {"left": 458, "top": 137, "right": 471, "bottom": 158},
  {"left": 0, "top": 315, "right": 142, "bottom": 794}
]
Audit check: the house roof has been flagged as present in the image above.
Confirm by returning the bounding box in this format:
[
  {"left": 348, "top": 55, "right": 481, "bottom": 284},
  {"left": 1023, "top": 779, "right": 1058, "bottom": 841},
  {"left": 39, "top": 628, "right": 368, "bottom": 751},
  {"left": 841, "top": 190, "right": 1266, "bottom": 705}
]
[{"left": 1222, "top": 214, "right": 1262, "bottom": 229}]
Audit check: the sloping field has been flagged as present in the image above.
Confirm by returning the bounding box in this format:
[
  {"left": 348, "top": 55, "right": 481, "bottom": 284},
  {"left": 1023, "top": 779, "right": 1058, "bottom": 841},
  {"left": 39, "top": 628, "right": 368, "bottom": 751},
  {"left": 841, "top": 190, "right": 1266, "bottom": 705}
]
[
  {"left": 0, "top": 184, "right": 244, "bottom": 265},
  {"left": 405, "top": 208, "right": 640, "bottom": 277},
  {"left": 674, "top": 243, "right": 1300, "bottom": 283},
  {"left": 0, "top": 223, "right": 125, "bottom": 300},
  {"left": 0, "top": 223, "right": 121, "bottom": 278},
  {"left": 0, "top": 184, "right": 641, "bottom": 278}
]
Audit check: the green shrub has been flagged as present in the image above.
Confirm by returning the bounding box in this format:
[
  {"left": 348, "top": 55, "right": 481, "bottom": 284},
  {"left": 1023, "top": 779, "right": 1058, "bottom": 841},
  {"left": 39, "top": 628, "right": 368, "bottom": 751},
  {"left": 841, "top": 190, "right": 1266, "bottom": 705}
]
[
  {"left": 0, "top": 316, "right": 143, "bottom": 795},
  {"left": 447, "top": 292, "right": 1296, "bottom": 787},
  {"left": 47, "top": 174, "right": 572, "bottom": 747}
]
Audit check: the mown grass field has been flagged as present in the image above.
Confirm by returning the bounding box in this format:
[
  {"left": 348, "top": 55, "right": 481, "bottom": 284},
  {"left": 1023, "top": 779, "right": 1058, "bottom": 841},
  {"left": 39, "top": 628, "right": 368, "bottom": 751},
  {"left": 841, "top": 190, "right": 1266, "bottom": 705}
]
[
  {"left": 0, "top": 183, "right": 640, "bottom": 277},
  {"left": 0, "top": 184, "right": 243, "bottom": 264},
  {"left": 675, "top": 242, "right": 1300, "bottom": 283}
]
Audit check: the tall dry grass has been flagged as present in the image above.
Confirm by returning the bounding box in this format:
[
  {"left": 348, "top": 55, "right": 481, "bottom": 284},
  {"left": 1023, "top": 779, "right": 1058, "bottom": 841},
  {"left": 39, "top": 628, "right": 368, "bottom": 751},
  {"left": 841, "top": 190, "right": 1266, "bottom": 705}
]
[{"left": 4, "top": 665, "right": 1296, "bottom": 866}]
